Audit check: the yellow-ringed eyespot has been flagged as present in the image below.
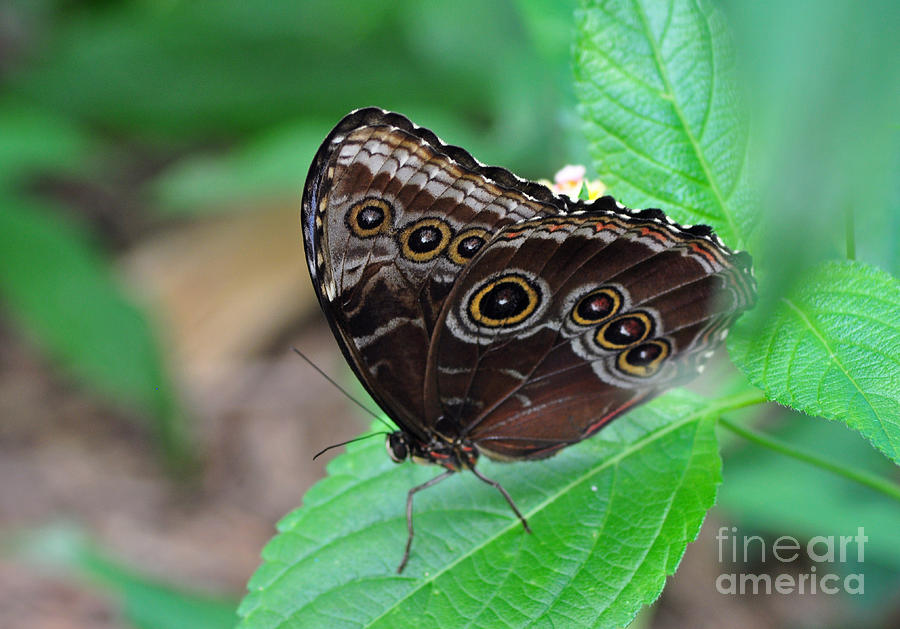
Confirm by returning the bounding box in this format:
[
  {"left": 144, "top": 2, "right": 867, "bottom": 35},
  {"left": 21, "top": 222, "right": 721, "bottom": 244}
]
[
  {"left": 468, "top": 274, "right": 541, "bottom": 327},
  {"left": 346, "top": 198, "right": 392, "bottom": 238},
  {"left": 398, "top": 218, "right": 452, "bottom": 262},
  {"left": 596, "top": 311, "right": 654, "bottom": 349},
  {"left": 616, "top": 339, "right": 670, "bottom": 377},
  {"left": 571, "top": 287, "right": 622, "bottom": 326},
  {"left": 448, "top": 228, "right": 490, "bottom": 265}
]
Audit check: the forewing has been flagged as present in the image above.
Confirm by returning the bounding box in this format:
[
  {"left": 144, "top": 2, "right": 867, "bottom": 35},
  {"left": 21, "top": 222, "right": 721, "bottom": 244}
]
[{"left": 301, "top": 108, "right": 565, "bottom": 433}]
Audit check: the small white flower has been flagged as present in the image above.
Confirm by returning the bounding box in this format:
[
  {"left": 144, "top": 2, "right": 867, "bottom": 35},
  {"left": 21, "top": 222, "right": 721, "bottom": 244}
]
[
  {"left": 554, "top": 164, "right": 587, "bottom": 185},
  {"left": 540, "top": 165, "right": 606, "bottom": 201}
]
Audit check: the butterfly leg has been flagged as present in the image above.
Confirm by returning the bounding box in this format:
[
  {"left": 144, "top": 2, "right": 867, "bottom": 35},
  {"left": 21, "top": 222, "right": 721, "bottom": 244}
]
[
  {"left": 470, "top": 466, "right": 532, "bottom": 534},
  {"left": 398, "top": 469, "right": 455, "bottom": 573}
]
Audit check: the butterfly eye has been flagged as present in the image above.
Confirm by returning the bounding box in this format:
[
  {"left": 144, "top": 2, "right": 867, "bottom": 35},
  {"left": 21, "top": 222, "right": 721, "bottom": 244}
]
[
  {"left": 596, "top": 311, "right": 654, "bottom": 349},
  {"left": 387, "top": 432, "right": 409, "bottom": 463},
  {"left": 347, "top": 198, "right": 392, "bottom": 237},
  {"left": 468, "top": 274, "right": 541, "bottom": 327},
  {"left": 448, "top": 228, "right": 490, "bottom": 265},
  {"left": 617, "top": 339, "right": 671, "bottom": 377},
  {"left": 571, "top": 287, "right": 622, "bottom": 326},
  {"left": 399, "top": 218, "right": 452, "bottom": 262}
]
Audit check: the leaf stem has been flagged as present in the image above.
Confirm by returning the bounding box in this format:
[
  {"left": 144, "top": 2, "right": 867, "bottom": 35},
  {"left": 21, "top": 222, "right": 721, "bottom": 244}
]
[
  {"left": 718, "top": 415, "right": 900, "bottom": 503},
  {"left": 709, "top": 389, "right": 769, "bottom": 414},
  {"left": 845, "top": 204, "right": 856, "bottom": 260}
]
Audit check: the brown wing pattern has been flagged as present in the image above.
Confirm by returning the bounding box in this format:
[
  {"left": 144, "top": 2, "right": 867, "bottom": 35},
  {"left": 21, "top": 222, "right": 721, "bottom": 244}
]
[
  {"left": 426, "top": 209, "right": 755, "bottom": 460},
  {"left": 301, "top": 108, "right": 567, "bottom": 435}
]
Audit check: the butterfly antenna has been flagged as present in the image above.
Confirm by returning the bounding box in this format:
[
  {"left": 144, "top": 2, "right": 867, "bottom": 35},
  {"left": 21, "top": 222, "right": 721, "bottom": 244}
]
[
  {"left": 313, "top": 432, "right": 389, "bottom": 460},
  {"left": 290, "top": 347, "right": 395, "bottom": 432}
]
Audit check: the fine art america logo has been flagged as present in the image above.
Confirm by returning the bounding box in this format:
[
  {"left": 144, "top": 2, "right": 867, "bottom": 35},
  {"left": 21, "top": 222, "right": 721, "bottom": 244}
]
[{"left": 716, "top": 527, "right": 867, "bottom": 595}]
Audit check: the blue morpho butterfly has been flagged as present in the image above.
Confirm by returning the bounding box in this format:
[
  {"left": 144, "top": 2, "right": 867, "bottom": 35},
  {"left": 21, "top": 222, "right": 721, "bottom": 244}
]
[{"left": 301, "top": 108, "right": 755, "bottom": 572}]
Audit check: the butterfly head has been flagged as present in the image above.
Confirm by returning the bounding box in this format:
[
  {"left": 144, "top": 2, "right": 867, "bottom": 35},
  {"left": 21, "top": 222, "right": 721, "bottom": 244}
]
[{"left": 386, "top": 431, "right": 410, "bottom": 463}]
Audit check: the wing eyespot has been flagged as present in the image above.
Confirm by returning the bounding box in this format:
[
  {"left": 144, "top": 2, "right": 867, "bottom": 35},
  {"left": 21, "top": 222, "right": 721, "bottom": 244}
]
[
  {"left": 448, "top": 228, "right": 490, "bottom": 265},
  {"left": 596, "top": 311, "right": 654, "bottom": 349},
  {"left": 616, "top": 339, "right": 670, "bottom": 377},
  {"left": 468, "top": 274, "right": 541, "bottom": 327},
  {"left": 347, "top": 198, "right": 392, "bottom": 238},
  {"left": 570, "top": 287, "right": 623, "bottom": 326},
  {"left": 399, "top": 218, "right": 452, "bottom": 262}
]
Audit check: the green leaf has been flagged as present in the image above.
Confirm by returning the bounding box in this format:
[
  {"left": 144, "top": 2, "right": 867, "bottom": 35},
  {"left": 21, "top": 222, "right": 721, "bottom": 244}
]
[
  {"left": 238, "top": 390, "right": 723, "bottom": 628},
  {"left": 0, "top": 196, "right": 190, "bottom": 465},
  {"left": 0, "top": 102, "right": 93, "bottom": 188},
  {"left": 728, "top": 260, "right": 900, "bottom": 464},
  {"left": 84, "top": 555, "right": 237, "bottom": 629},
  {"left": 16, "top": 525, "right": 236, "bottom": 629},
  {"left": 13, "top": 1, "right": 405, "bottom": 136},
  {"left": 574, "top": 0, "right": 754, "bottom": 247}
]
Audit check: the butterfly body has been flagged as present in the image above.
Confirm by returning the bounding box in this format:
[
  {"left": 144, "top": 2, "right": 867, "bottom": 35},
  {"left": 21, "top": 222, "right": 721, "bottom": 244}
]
[
  {"left": 386, "top": 428, "right": 477, "bottom": 471},
  {"left": 301, "top": 108, "right": 755, "bottom": 571}
]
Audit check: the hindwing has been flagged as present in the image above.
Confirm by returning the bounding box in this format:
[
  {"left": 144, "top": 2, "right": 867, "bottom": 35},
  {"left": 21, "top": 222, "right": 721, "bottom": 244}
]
[{"left": 425, "top": 209, "right": 755, "bottom": 459}]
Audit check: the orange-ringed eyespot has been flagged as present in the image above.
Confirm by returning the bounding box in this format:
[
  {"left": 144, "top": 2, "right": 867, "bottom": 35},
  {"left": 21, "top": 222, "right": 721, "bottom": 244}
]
[
  {"left": 399, "top": 218, "right": 452, "bottom": 262},
  {"left": 617, "top": 339, "right": 670, "bottom": 377},
  {"left": 596, "top": 311, "right": 653, "bottom": 349},
  {"left": 448, "top": 228, "right": 489, "bottom": 265},
  {"left": 571, "top": 287, "right": 622, "bottom": 325},
  {"left": 347, "top": 198, "right": 392, "bottom": 237},
  {"left": 468, "top": 274, "right": 540, "bottom": 327}
]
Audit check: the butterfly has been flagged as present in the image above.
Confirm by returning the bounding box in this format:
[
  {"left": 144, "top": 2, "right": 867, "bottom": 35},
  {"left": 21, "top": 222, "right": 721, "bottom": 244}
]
[{"left": 301, "top": 108, "right": 755, "bottom": 572}]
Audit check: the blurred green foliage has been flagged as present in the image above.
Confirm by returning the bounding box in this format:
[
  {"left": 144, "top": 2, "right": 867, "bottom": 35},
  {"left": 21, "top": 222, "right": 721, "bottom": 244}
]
[
  {"left": 722, "top": 0, "right": 899, "bottom": 287},
  {"left": 16, "top": 525, "right": 236, "bottom": 629},
  {"left": 9, "top": 0, "right": 582, "bottom": 170},
  {"left": 718, "top": 406, "right": 900, "bottom": 615},
  {"left": 0, "top": 104, "right": 94, "bottom": 186},
  {"left": 0, "top": 195, "right": 187, "bottom": 462}
]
